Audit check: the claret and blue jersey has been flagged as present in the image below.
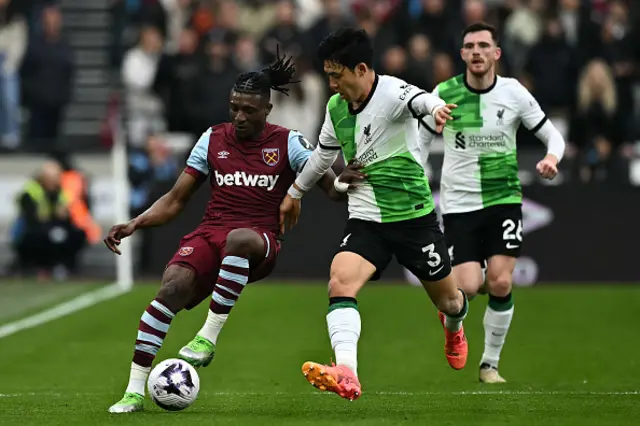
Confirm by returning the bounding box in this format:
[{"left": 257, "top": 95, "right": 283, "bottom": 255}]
[{"left": 183, "top": 122, "right": 314, "bottom": 233}]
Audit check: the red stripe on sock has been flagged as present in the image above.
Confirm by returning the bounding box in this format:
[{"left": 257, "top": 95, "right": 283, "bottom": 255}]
[
  {"left": 133, "top": 351, "right": 154, "bottom": 367},
  {"left": 210, "top": 302, "right": 232, "bottom": 314},
  {"left": 213, "top": 285, "right": 238, "bottom": 301},
  {"left": 216, "top": 277, "right": 245, "bottom": 293},
  {"left": 139, "top": 321, "right": 168, "bottom": 338},
  {"left": 220, "top": 265, "right": 249, "bottom": 277}
]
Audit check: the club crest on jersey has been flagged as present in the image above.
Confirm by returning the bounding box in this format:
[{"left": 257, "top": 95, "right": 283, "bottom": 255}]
[
  {"left": 179, "top": 246, "right": 194, "bottom": 256},
  {"left": 262, "top": 148, "right": 280, "bottom": 167},
  {"left": 363, "top": 124, "right": 372, "bottom": 144}
]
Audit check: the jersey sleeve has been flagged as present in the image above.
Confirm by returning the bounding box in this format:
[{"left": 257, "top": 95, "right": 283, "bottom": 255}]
[
  {"left": 287, "top": 130, "right": 315, "bottom": 173},
  {"left": 185, "top": 128, "right": 212, "bottom": 177},
  {"left": 419, "top": 86, "right": 440, "bottom": 135},
  {"left": 293, "top": 105, "right": 341, "bottom": 192},
  {"left": 386, "top": 78, "right": 446, "bottom": 124},
  {"left": 515, "top": 81, "right": 548, "bottom": 132},
  {"left": 318, "top": 106, "right": 341, "bottom": 151}
]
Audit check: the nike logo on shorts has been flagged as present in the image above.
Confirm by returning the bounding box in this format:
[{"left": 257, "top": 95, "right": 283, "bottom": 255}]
[{"left": 429, "top": 265, "right": 445, "bottom": 276}]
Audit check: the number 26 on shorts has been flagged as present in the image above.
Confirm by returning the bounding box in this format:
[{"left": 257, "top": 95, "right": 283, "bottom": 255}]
[{"left": 502, "top": 218, "right": 523, "bottom": 249}]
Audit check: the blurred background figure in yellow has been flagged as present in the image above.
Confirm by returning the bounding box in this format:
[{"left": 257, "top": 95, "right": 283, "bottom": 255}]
[{"left": 11, "top": 159, "right": 87, "bottom": 280}]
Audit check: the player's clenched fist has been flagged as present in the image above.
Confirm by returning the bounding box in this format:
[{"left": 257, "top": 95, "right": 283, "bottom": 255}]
[
  {"left": 536, "top": 154, "right": 559, "bottom": 180},
  {"left": 279, "top": 195, "right": 301, "bottom": 235},
  {"left": 104, "top": 222, "right": 137, "bottom": 255},
  {"left": 432, "top": 103, "right": 458, "bottom": 133}
]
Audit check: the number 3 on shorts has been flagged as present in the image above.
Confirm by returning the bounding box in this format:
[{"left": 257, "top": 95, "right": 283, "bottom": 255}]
[{"left": 422, "top": 243, "right": 442, "bottom": 268}]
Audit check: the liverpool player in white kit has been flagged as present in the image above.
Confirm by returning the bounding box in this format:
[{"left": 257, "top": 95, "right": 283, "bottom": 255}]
[
  {"left": 420, "top": 23, "right": 566, "bottom": 383},
  {"left": 280, "top": 28, "right": 469, "bottom": 401}
]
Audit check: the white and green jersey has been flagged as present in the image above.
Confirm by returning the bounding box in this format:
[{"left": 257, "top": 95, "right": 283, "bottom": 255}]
[
  {"left": 318, "top": 75, "right": 442, "bottom": 223},
  {"left": 431, "top": 75, "right": 547, "bottom": 214}
]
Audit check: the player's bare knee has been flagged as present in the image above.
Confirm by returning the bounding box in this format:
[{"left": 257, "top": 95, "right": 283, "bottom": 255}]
[
  {"left": 225, "top": 228, "right": 264, "bottom": 261},
  {"left": 436, "top": 292, "right": 463, "bottom": 316},
  {"left": 157, "top": 266, "right": 197, "bottom": 312},
  {"left": 328, "top": 269, "right": 359, "bottom": 298},
  {"left": 487, "top": 273, "right": 512, "bottom": 297}
]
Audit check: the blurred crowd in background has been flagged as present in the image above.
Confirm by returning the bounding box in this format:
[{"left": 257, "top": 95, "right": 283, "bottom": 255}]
[
  {"left": 1, "top": 0, "right": 639, "bottom": 279},
  {"left": 112, "top": 0, "right": 640, "bottom": 184},
  {"left": 2, "top": 0, "right": 639, "bottom": 177},
  {"left": 0, "top": 0, "right": 73, "bottom": 151}
]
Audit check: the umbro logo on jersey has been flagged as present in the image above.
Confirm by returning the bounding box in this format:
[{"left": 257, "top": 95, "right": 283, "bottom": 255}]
[
  {"left": 455, "top": 132, "right": 466, "bottom": 149},
  {"left": 496, "top": 108, "right": 505, "bottom": 126},
  {"left": 363, "top": 124, "right": 372, "bottom": 144},
  {"left": 217, "top": 150, "right": 230, "bottom": 159}
]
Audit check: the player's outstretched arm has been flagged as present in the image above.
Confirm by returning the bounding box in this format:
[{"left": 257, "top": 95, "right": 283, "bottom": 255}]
[
  {"left": 288, "top": 116, "right": 341, "bottom": 198},
  {"left": 103, "top": 171, "right": 203, "bottom": 254},
  {"left": 280, "top": 108, "right": 341, "bottom": 233},
  {"left": 533, "top": 120, "right": 565, "bottom": 180},
  {"left": 131, "top": 171, "right": 203, "bottom": 229},
  {"left": 515, "top": 82, "right": 566, "bottom": 180},
  {"left": 388, "top": 79, "right": 456, "bottom": 132}
]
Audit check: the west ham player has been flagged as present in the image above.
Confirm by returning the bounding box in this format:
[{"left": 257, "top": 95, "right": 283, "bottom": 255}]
[
  {"left": 419, "top": 23, "right": 565, "bottom": 383},
  {"left": 104, "top": 51, "right": 363, "bottom": 413},
  {"left": 279, "top": 28, "right": 469, "bottom": 401}
]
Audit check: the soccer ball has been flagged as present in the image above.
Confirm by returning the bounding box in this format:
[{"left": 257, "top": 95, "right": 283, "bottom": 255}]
[{"left": 148, "top": 358, "right": 200, "bottom": 411}]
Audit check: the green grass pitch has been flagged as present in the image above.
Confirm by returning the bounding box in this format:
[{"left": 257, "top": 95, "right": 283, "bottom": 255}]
[{"left": 0, "top": 283, "right": 638, "bottom": 425}]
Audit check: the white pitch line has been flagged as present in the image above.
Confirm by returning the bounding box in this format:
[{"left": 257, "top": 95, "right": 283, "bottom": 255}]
[
  {"left": 1, "top": 390, "right": 638, "bottom": 398},
  {"left": 0, "top": 283, "right": 128, "bottom": 339},
  {"left": 372, "top": 390, "right": 640, "bottom": 396}
]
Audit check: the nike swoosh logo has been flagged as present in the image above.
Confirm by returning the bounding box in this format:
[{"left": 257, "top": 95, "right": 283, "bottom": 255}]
[
  {"left": 429, "top": 265, "right": 445, "bottom": 276},
  {"left": 506, "top": 243, "right": 519, "bottom": 249}
]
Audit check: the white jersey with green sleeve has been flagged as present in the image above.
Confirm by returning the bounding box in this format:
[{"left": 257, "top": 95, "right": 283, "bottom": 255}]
[
  {"left": 319, "top": 75, "right": 439, "bottom": 223},
  {"left": 431, "top": 75, "right": 547, "bottom": 214}
]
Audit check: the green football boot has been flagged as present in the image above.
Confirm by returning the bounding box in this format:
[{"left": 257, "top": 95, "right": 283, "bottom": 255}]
[
  {"left": 108, "top": 392, "right": 144, "bottom": 413},
  {"left": 178, "top": 335, "right": 216, "bottom": 367}
]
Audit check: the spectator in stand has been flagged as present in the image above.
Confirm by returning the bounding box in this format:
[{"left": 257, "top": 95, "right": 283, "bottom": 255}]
[
  {"left": 259, "top": 0, "right": 304, "bottom": 66},
  {"left": 0, "top": 0, "right": 27, "bottom": 150},
  {"left": 153, "top": 27, "right": 203, "bottom": 137},
  {"left": 121, "top": 25, "right": 165, "bottom": 148},
  {"left": 109, "top": 0, "right": 167, "bottom": 68},
  {"left": 11, "top": 160, "right": 86, "bottom": 280},
  {"left": 235, "top": 0, "right": 278, "bottom": 40},
  {"left": 571, "top": 59, "right": 620, "bottom": 183},
  {"left": 181, "top": 28, "right": 238, "bottom": 132},
  {"left": 304, "top": 0, "right": 354, "bottom": 77},
  {"left": 51, "top": 151, "right": 102, "bottom": 246},
  {"left": 21, "top": 4, "right": 74, "bottom": 152},
  {"left": 128, "top": 134, "right": 178, "bottom": 274},
  {"left": 524, "top": 17, "right": 578, "bottom": 116},
  {"left": 405, "top": 33, "right": 434, "bottom": 90},
  {"left": 233, "top": 32, "right": 261, "bottom": 73},
  {"left": 160, "top": 0, "right": 195, "bottom": 54}
]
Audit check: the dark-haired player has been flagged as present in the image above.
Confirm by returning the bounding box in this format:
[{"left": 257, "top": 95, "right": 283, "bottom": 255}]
[
  {"left": 105, "top": 51, "right": 363, "bottom": 413},
  {"left": 279, "top": 28, "right": 468, "bottom": 401},
  {"left": 419, "top": 23, "right": 565, "bottom": 383}
]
